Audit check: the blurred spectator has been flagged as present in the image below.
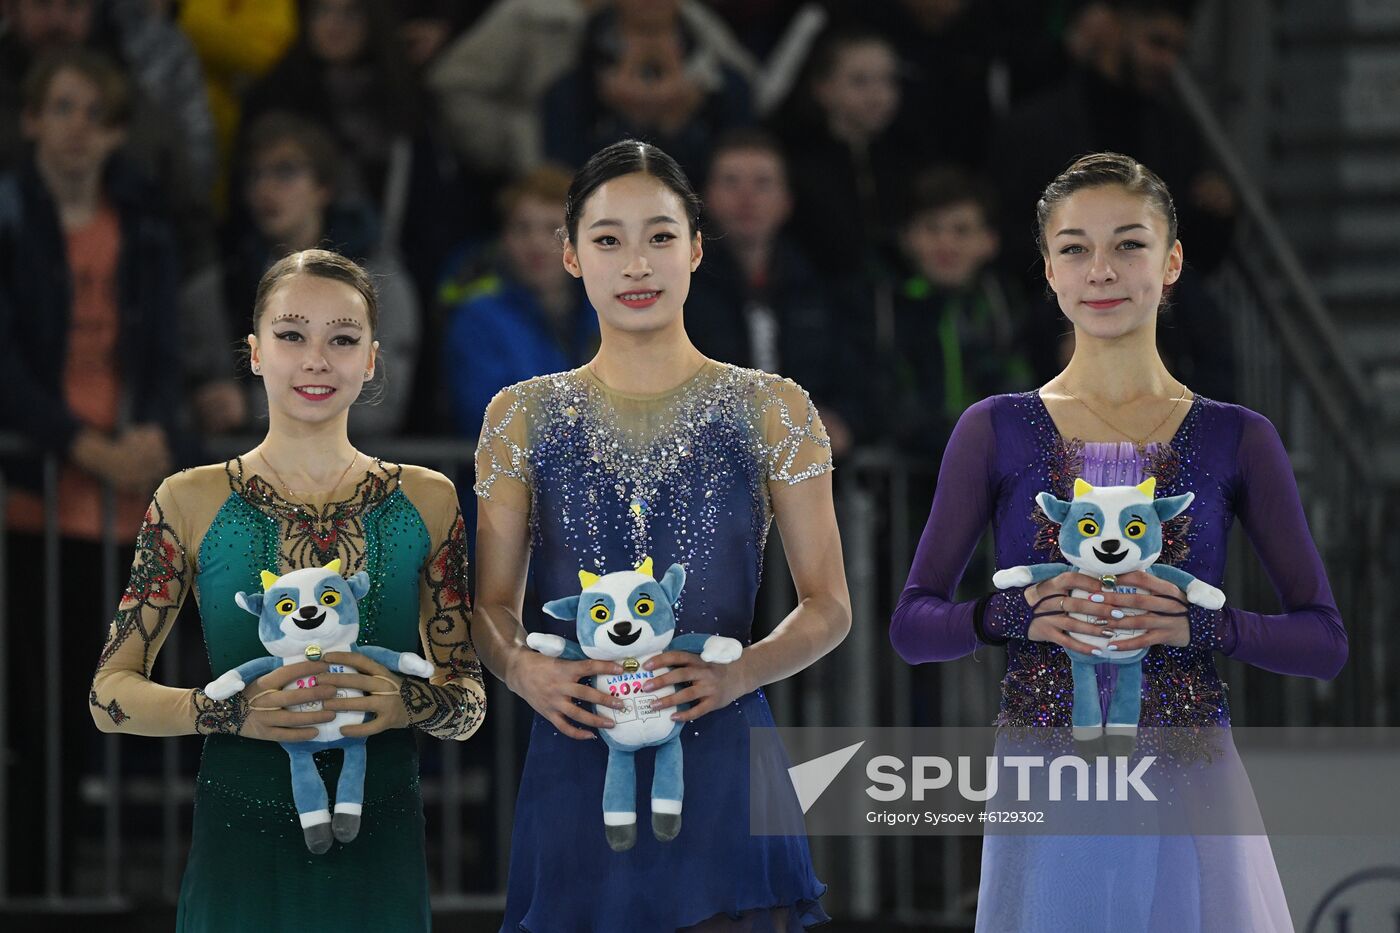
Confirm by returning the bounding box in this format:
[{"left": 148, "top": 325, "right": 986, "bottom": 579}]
[
  {"left": 778, "top": 27, "right": 915, "bottom": 288},
  {"left": 225, "top": 111, "right": 422, "bottom": 438},
  {"left": 540, "top": 0, "right": 756, "bottom": 180},
  {"left": 239, "top": 0, "right": 476, "bottom": 302},
  {"left": 0, "top": 50, "right": 178, "bottom": 893},
  {"left": 991, "top": 0, "right": 1235, "bottom": 394},
  {"left": 970, "top": 0, "right": 1120, "bottom": 110},
  {"left": 1, "top": 0, "right": 217, "bottom": 262},
  {"left": 871, "top": 167, "right": 1033, "bottom": 457},
  {"left": 178, "top": 0, "right": 298, "bottom": 210},
  {"left": 398, "top": 0, "right": 489, "bottom": 70},
  {"left": 993, "top": 0, "right": 1233, "bottom": 279},
  {"left": 684, "top": 129, "right": 852, "bottom": 456},
  {"left": 107, "top": 0, "right": 217, "bottom": 196},
  {"left": 844, "top": 0, "right": 995, "bottom": 169},
  {"left": 1, "top": 48, "right": 177, "bottom": 527},
  {"left": 440, "top": 165, "right": 597, "bottom": 441},
  {"left": 430, "top": 0, "right": 754, "bottom": 177}
]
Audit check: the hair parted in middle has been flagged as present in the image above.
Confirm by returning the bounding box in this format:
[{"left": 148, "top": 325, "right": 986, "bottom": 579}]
[
  {"left": 252, "top": 248, "right": 379, "bottom": 336},
  {"left": 563, "top": 139, "right": 703, "bottom": 244}
]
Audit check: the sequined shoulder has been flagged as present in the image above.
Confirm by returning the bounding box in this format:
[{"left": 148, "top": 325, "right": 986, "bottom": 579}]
[
  {"left": 740, "top": 366, "right": 833, "bottom": 485},
  {"left": 474, "top": 380, "right": 547, "bottom": 510}
]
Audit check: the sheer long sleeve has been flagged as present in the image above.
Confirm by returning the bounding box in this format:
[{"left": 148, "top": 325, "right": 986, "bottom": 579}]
[
  {"left": 1209, "top": 410, "right": 1347, "bottom": 679},
  {"left": 402, "top": 472, "right": 488, "bottom": 740},
  {"left": 89, "top": 478, "right": 249, "bottom": 736},
  {"left": 890, "top": 400, "right": 1032, "bottom": 663}
]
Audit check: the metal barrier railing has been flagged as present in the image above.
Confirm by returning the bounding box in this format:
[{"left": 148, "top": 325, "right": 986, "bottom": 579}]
[{"left": 1173, "top": 62, "right": 1390, "bottom": 727}]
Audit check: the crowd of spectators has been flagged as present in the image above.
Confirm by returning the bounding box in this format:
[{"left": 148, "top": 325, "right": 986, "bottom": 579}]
[{"left": 0, "top": 0, "right": 1238, "bottom": 533}]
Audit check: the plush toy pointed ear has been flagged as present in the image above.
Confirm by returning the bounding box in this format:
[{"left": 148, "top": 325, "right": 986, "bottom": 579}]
[
  {"left": 1036, "top": 491, "right": 1072, "bottom": 524},
  {"left": 578, "top": 569, "right": 601, "bottom": 589},
  {"left": 658, "top": 563, "right": 686, "bottom": 604},
  {"left": 1135, "top": 477, "right": 1156, "bottom": 498},
  {"left": 234, "top": 591, "right": 264, "bottom": 616},
  {"left": 634, "top": 556, "right": 654, "bottom": 578},
  {"left": 1072, "top": 478, "right": 1094, "bottom": 499},
  {"left": 259, "top": 570, "right": 279, "bottom": 592},
  {"left": 346, "top": 571, "right": 371, "bottom": 600},
  {"left": 1153, "top": 491, "right": 1194, "bottom": 522},
  {"left": 325, "top": 558, "right": 342, "bottom": 575},
  {"left": 543, "top": 595, "right": 581, "bottom": 620}
]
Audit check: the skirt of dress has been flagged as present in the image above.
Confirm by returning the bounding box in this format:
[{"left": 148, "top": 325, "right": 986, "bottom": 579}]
[
  {"left": 175, "top": 733, "right": 432, "bottom": 932},
  {"left": 501, "top": 689, "right": 829, "bottom": 933},
  {"left": 974, "top": 728, "right": 1294, "bottom": 933}
]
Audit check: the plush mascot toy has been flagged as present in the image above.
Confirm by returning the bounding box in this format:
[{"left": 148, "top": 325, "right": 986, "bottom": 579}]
[
  {"left": 203, "top": 559, "right": 434, "bottom": 853},
  {"left": 993, "top": 478, "right": 1225, "bottom": 742},
  {"left": 527, "top": 557, "right": 743, "bottom": 852}
]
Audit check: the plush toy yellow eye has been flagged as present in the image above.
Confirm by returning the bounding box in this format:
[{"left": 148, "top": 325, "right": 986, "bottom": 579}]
[
  {"left": 590, "top": 605, "right": 610, "bottom": 623},
  {"left": 276, "top": 598, "right": 297, "bottom": 615},
  {"left": 1077, "top": 518, "right": 1100, "bottom": 537},
  {"left": 634, "top": 598, "right": 654, "bottom": 616},
  {"left": 321, "top": 591, "right": 341, "bottom": 606},
  {"left": 1124, "top": 520, "right": 1147, "bottom": 539}
]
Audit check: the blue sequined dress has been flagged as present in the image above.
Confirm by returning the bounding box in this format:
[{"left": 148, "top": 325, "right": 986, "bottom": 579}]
[{"left": 476, "top": 360, "right": 832, "bottom": 932}]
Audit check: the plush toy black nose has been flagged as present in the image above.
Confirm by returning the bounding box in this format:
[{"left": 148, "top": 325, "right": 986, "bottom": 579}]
[
  {"left": 1100, "top": 539, "right": 1121, "bottom": 554},
  {"left": 613, "top": 621, "right": 634, "bottom": 636},
  {"left": 299, "top": 606, "right": 319, "bottom": 619}
]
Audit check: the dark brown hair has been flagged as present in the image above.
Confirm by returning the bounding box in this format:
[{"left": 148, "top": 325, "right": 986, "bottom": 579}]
[
  {"left": 904, "top": 165, "right": 998, "bottom": 228},
  {"left": 22, "top": 47, "right": 131, "bottom": 128},
  {"left": 1035, "top": 152, "right": 1177, "bottom": 255},
  {"left": 244, "top": 111, "right": 342, "bottom": 191},
  {"left": 498, "top": 163, "right": 574, "bottom": 220},
  {"left": 252, "top": 249, "right": 379, "bottom": 335}
]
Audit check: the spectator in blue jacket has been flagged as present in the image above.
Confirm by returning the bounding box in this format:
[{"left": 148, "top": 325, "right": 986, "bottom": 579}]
[{"left": 441, "top": 165, "right": 598, "bottom": 440}]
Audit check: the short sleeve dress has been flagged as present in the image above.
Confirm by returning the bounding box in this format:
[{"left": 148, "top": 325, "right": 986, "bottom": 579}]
[{"left": 476, "top": 360, "right": 832, "bottom": 932}]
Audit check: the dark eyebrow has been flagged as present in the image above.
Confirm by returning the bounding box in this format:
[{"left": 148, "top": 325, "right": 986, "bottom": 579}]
[
  {"left": 269, "top": 314, "right": 310, "bottom": 325},
  {"left": 591, "top": 598, "right": 608, "bottom": 606},
  {"left": 1055, "top": 224, "right": 1150, "bottom": 237},
  {"left": 587, "top": 215, "right": 681, "bottom": 229}
]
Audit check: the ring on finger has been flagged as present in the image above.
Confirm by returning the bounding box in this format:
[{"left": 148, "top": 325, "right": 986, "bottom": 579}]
[{"left": 1060, "top": 596, "right": 1066, "bottom": 613}]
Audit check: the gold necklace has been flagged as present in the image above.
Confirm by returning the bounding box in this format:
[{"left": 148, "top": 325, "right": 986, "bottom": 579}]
[
  {"left": 1060, "top": 384, "right": 1191, "bottom": 447},
  {"left": 256, "top": 449, "right": 360, "bottom": 512}
]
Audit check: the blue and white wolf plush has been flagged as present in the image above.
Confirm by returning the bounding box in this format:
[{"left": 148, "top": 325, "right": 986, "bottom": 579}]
[
  {"left": 203, "top": 560, "right": 434, "bottom": 853},
  {"left": 527, "top": 557, "right": 743, "bottom": 852},
  {"left": 993, "top": 478, "right": 1226, "bottom": 741}
]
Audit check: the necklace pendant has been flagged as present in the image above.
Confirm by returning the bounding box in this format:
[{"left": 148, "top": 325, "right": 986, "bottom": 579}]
[
  {"left": 1100, "top": 575, "right": 1117, "bottom": 590},
  {"left": 305, "top": 644, "right": 323, "bottom": 662},
  {"left": 622, "top": 657, "right": 640, "bottom": 673}
]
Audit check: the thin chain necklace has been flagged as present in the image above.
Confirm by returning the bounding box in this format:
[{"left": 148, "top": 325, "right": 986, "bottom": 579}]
[
  {"left": 256, "top": 448, "right": 360, "bottom": 513},
  {"left": 1060, "top": 383, "right": 1191, "bottom": 447}
]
